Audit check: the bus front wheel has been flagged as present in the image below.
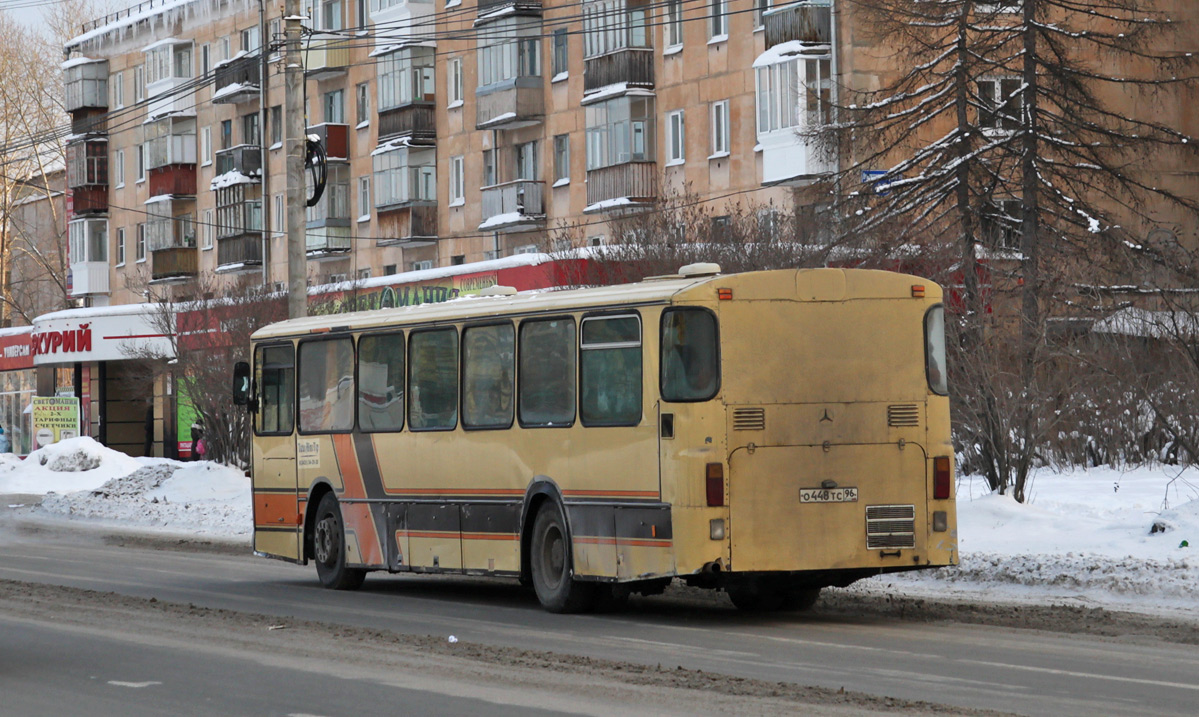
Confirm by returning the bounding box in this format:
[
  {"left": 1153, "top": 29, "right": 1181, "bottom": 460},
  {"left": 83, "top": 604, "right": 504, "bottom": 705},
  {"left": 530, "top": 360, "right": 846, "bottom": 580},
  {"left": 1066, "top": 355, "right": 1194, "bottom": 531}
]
[
  {"left": 313, "top": 493, "right": 367, "bottom": 591},
  {"left": 530, "top": 504, "right": 595, "bottom": 613}
]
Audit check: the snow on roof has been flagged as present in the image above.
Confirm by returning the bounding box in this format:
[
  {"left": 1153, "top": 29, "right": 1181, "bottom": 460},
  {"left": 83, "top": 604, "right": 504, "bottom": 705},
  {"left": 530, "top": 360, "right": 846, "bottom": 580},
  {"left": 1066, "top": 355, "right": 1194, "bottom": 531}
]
[
  {"left": 210, "top": 169, "right": 258, "bottom": 190},
  {"left": 0, "top": 325, "right": 33, "bottom": 338},
  {"left": 1092, "top": 307, "right": 1199, "bottom": 339},
  {"left": 584, "top": 196, "right": 638, "bottom": 213},
  {"left": 212, "top": 49, "right": 250, "bottom": 70},
  {"left": 753, "top": 40, "right": 830, "bottom": 69},
  {"left": 61, "top": 56, "right": 103, "bottom": 70},
  {"left": 478, "top": 211, "right": 541, "bottom": 231},
  {"left": 581, "top": 82, "right": 656, "bottom": 106},
  {"left": 211, "top": 81, "right": 259, "bottom": 101},
  {"left": 35, "top": 302, "right": 164, "bottom": 323},
  {"left": 142, "top": 36, "right": 192, "bottom": 52}
]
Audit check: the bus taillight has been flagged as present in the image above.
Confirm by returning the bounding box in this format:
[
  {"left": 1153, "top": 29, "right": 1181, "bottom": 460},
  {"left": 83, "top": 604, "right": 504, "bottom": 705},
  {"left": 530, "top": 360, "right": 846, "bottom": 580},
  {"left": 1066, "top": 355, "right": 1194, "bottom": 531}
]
[
  {"left": 706, "top": 463, "right": 724, "bottom": 506},
  {"left": 933, "top": 456, "right": 951, "bottom": 499}
]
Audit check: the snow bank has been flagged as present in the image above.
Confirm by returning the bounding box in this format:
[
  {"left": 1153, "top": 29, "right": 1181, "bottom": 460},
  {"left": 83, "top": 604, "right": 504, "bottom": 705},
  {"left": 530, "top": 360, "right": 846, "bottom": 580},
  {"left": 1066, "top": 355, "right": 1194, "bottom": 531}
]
[{"left": 0, "top": 437, "right": 145, "bottom": 495}]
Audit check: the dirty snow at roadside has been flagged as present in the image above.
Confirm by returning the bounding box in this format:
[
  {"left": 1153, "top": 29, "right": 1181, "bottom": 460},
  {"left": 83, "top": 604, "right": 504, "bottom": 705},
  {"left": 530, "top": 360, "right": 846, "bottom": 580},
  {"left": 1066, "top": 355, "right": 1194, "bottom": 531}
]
[
  {"left": 2, "top": 437, "right": 1198, "bottom": 616},
  {"left": 0, "top": 436, "right": 250, "bottom": 538}
]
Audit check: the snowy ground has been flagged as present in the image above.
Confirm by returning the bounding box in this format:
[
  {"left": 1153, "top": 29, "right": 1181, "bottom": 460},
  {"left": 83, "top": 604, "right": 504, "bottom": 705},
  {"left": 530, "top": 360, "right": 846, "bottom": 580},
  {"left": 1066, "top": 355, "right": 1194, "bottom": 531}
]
[{"left": 1, "top": 438, "right": 1196, "bottom": 619}]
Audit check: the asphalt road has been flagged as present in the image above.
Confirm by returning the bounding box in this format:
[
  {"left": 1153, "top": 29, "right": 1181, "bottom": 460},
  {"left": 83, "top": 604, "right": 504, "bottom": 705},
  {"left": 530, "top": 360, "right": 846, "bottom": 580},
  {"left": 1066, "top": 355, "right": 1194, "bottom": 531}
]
[{"left": 0, "top": 526, "right": 1196, "bottom": 717}]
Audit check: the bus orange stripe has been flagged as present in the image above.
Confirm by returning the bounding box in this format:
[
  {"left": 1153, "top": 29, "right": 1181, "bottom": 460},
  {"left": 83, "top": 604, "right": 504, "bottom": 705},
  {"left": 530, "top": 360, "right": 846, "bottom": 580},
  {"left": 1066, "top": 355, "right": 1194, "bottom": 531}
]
[
  {"left": 562, "top": 489, "right": 661, "bottom": 498},
  {"left": 254, "top": 494, "right": 301, "bottom": 527},
  {"left": 575, "top": 537, "right": 672, "bottom": 548},
  {"left": 401, "top": 531, "right": 464, "bottom": 540},
  {"left": 461, "top": 532, "right": 519, "bottom": 541},
  {"left": 333, "top": 434, "right": 385, "bottom": 566},
  {"left": 383, "top": 488, "right": 526, "bottom": 496}
]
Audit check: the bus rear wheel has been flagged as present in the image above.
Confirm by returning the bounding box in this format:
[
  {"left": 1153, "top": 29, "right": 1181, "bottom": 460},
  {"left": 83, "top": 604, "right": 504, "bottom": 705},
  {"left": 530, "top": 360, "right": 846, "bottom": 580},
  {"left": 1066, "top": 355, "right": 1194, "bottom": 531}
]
[
  {"left": 313, "top": 493, "right": 366, "bottom": 591},
  {"left": 530, "top": 503, "right": 595, "bottom": 613}
]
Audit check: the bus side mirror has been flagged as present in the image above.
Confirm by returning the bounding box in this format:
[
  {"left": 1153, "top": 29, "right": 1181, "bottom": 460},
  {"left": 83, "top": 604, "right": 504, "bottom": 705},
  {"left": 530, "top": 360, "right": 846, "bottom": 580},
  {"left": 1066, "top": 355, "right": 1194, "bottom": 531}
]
[{"left": 233, "top": 361, "right": 251, "bottom": 406}]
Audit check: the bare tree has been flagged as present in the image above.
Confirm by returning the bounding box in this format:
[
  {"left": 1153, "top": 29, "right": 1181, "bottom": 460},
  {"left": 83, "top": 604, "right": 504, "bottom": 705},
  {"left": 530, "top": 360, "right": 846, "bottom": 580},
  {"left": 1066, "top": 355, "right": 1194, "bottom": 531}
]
[{"left": 824, "top": 0, "right": 1199, "bottom": 500}]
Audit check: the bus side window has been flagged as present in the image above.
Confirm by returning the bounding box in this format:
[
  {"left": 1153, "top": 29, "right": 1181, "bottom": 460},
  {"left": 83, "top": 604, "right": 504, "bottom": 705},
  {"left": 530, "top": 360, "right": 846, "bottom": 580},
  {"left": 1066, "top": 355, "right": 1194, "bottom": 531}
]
[
  {"left": 463, "top": 323, "right": 515, "bottom": 429},
  {"left": 924, "top": 305, "right": 948, "bottom": 396},
  {"left": 255, "top": 344, "right": 295, "bottom": 435},
  {"left": 660, "top": 308, "right": 720, "bottom": 402},
  {"left": 580, "top": 314, "right": 642, "bottom": 427},
  {"left": 298, "top": 338, "right": 355, "bottom": 433},
  {"left": 358, "top": 333, "right": 405, "bottom": 432},
  {"left": 519, "top": 318, "right": 576, "bottom": 427},
  {"left": 409, "top": 328, "right": 459, "bottom": 430}
]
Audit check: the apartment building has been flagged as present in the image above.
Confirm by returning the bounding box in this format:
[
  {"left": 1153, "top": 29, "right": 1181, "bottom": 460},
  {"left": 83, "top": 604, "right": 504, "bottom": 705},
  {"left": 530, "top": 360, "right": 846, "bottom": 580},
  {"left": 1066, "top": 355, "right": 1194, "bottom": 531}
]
[{"left": 59, "top": 0, "right": 837, "bottom": 307}]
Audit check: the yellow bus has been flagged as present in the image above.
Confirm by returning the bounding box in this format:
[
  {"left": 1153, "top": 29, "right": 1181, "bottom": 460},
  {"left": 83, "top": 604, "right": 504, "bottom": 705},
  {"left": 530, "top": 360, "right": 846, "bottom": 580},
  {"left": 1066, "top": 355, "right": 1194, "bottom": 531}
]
[{"left": 234, "top": 264, "right": 957, "bottom": 612}]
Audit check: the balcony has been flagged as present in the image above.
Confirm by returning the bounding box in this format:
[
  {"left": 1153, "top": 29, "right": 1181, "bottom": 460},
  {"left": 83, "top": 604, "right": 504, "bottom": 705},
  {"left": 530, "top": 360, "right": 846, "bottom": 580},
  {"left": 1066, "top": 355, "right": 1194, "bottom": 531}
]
[
  {"left": 764, "top": 1, "right": 832, "bottom": 48},
  {"left": 63, "top": 58, "right": 108, "bottom": 113},
  {"left": 151, "top": 247, "right": 198, "bottom": 282},
  {"left": 213, "top": 56, "right": 260, "bottom": 104},
  {"left": 476, "top": 81, "right": 544, "bottom": 130},
  {"left": 477, "top": 0, "right": 541, "bottom": 18},
  {"left": 308, "top": 123, "right": 349, "bottom": 160},
  {"left": 378, "top": 103, "right": 436, "bottom": 142},
  {"left": 583, "top": 48, "right": 654, "bottom": 94},
  {"left": 66, "top": 138, "right": 108, "bottom": 188},
  {"left": 72, "top": 187, "right": 109, "bottom": 215},
  {"left": 215, "top": 144, "right": 262, "bottom": 178},
  {"left": 306, "top": 227, "right": 351, "bottom": 259},
  {"left": 216, "top": 235, "right": 263, "bottom": 272},
  {"left": 377, "top": 204, "right": 438, "bottom": 248},
  {"left": 149, "top": 166, "right": 197, "bottom": 197},
  {"left": 585, "top": 162, "right": 657, "bottom": 211},
  {"left": 305, "top": 35, "right": 350, "bottom": 80},
  {"left": 479, "top": 180, "right": 545, "bottom": 232},
  {"left": 71, "top": 109, "right": 107, "bottom": 136},
  {"left": 70, "top": 261, "right": 110, "bottom": 296}
]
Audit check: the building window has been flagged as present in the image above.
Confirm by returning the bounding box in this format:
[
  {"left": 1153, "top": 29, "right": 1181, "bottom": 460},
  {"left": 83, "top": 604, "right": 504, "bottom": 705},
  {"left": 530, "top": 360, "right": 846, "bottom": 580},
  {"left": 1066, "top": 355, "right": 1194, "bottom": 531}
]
[
  {"left": 145, "top": 42, "right": 193, "bottom": 85},
  {"left": 203, "top": 209, "right": 215, "bottom": 249},
  {"left": 111, "top": 71, "right": 124, "bottom": 108},
  {"left": 69, "top": 219, "right": 108, "bottom": 264},
  {"left": 515, "top": 141, "right": 538, "bottom": 180},
  {"left": 133, "top": 66, "right": 144, "bottom": 102},
  {"left": 553, "top": 134, "right": 570, "bottom": 183},
  {"left": 583, "top": 0, "right": 650, "bottom": 58},
  {"left": 136, "top": 145, "right": 146, "bottom": 180},
  {"left": 218, "top": 185, "right": 264, "bottom": 238},
  {"left": 269, "top": 19, "right": 282, "bottom": 61},
  {"left": 201, "top": 44, "right": 210, "bottom": 75},
  {"left": 243, "top": 112, "right": 260, "bottom": 145},
  {"left": 482, "top": 149, "right": 496, "bottom": 187},
  {"left": 754, "top": 0, "right": 772, "bottom": 28},
  {"left": 667, "top": 110, "right": 685, "bottom": 163},
  {"left": 136, "top": 223, "right": 146, "bottom": 261},
  {"left": 275, "top": 193, "right": 284, "bottom": 233},
  {"left": 201, "top": 127, "right": 212, "bottom": 165},
  {"left": 241, "top": 26, "right": 260, "bottom": 53},
  {"left": 449, "top": 155, "right": 464, "bottom": 205},
  {"left": 220, "top": 119, "right": 232, "bottom": 150},
  {"left": 384, "top": 264, "right": 396, "bottom": 275},
  {"left": 358, "top": 176, "right": 371, "bottom": 220},
  {"left": 270, "top": 106, "right": 282, "bottom": 145},
  {"left": 710, "top": 100, "right": 729, "bottom": 156},
  {"left": 411, "top": 260, "right": 434, "bottom": 272},
  {"left": 552, "top": 28, "right": 568, "bottom": 76},
  {"left": 977, "top": 77, "right": 1022, "bottom": 131},
  {"left": 116, "top": 228, "right": 126, "bottom": 265},
  {"left": 447, "top": 57, "right": 463, "bottom": 106},
  {"left": 372, "top": 146, "right": 436, "bottom": 209},
  {"left": 981, "top": 199, "right": 1022, "bottom": 249},
  {"left": 666, "top": 0, "right": 684, "bottom": 48},
  {"left": 477, "top": 17, "right": 541, "bottom": 87},
  {"left": 324, "top": 89, "right": 344, "bottom": 124},
  {"left": 220, "top": 37, "right": 231, "bottom": 62},
  {"left": 710, "top": 0, "right": 728, "bottom": 39},
  {"left": 356, "top": 82, "right": 370, "bottom": 124},
  {"left": 585, "top": 96, "right": 656, "bottom": 170},
  {"left": 378, "top": 46, "right": 435, "bottom": 111},
  {"left": 114, "top": 149, "right": 125, "bottom": 187},
  {"left": 451, "top": 255, "right": 465, "bottom": 265}
]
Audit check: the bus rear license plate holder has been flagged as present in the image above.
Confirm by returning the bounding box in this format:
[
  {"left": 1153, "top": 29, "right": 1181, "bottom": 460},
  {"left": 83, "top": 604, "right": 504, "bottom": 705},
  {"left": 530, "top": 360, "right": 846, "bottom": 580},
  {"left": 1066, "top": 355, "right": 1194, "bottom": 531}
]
[{"left": 799, "top": 487, "right": 859, "bottom": 503}]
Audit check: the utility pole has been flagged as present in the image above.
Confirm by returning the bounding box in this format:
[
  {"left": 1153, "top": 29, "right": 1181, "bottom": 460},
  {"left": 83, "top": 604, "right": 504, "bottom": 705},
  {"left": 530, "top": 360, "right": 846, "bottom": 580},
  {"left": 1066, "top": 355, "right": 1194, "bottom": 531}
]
[
  {"left": 257, "top": 0, "right": 271, "bottom": 288},
  {"left": 284, "top": 0, "right": 307, "bottom": 319}
]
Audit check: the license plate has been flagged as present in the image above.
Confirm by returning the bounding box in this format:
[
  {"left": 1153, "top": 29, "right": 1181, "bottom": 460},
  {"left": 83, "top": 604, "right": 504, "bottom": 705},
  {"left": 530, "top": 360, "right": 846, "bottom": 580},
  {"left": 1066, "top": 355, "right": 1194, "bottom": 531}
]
[{"left": 800, "top": 487, "right": 859, "bottom": 503}]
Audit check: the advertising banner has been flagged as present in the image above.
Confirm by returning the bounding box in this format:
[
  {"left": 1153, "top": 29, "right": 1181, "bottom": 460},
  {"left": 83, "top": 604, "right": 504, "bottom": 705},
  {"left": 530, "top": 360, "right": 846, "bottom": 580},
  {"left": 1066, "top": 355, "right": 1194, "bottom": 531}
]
[{"left": 31, "top": 396, "right": 81, "bottom": 448}]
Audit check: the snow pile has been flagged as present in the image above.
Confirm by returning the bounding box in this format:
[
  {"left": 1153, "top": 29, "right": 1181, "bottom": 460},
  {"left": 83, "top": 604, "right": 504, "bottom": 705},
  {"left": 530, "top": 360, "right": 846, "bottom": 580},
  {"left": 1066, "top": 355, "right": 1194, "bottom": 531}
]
[
  {"left": 862, "top": 466, "right": 1199, "bottom": 615},
  {"left": 36, "top": 462, "right": 251, "bottom": 539},
  {"left": 0, "top": 437, "right": 144, "bottom": 495}
]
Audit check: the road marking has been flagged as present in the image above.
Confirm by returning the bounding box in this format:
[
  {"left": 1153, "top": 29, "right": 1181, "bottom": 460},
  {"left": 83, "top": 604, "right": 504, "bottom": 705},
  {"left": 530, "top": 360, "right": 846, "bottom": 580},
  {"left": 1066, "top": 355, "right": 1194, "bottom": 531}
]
[
  {"left": 960, "top": 658, "right": 1199, "bottom": 692},
  {"left": 107, "top": 681, "right": 162, "bottom": 688}
]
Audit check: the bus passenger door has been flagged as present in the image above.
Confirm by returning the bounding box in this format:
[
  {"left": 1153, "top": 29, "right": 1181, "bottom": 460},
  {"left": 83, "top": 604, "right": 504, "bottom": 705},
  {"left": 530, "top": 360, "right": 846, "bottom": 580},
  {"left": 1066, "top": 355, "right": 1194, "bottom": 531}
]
[{"left": 252, "top": 344, "right": 302, "bottom": 561}]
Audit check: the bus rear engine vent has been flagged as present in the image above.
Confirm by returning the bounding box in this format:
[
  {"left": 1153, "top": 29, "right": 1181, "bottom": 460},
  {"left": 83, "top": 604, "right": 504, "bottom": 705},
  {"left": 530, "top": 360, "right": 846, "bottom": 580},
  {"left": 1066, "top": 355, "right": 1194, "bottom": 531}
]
[
  {"left": 733, "top": 407, "right": 765, "bottom": 431},
  {"left": 866, "top": 504, "right": 916, "bottom": 549},
  {"left": 887, "top": 404, "right": 919, "bottom": 427}
]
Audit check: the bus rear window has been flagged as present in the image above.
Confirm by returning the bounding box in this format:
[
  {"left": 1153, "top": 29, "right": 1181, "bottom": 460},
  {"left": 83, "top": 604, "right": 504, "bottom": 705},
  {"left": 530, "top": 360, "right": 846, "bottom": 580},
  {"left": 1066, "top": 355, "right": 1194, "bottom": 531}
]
[
  {"left": 660, "top": 308, "right": 719, "bottom": 402},
  {"left": 255, "top": 345, "right": 294, "bottom": 435},
  {"left": 580, "top": 315, "right": 642, "bottom": 426},
  {"left": 925, "top": 305, "right": 948, "bottom": 395}
]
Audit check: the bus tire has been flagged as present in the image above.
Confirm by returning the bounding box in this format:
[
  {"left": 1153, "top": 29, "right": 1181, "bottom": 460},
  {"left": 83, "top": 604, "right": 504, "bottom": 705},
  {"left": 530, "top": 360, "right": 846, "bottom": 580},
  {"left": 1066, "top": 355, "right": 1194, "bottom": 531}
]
[
  {"left": 727, "top": 579, "right": 785, "bottom": 612},
  {"left": 529, "top": 503, "right": 594, "bottom": 613},
  {"left": 779, "top": 586, "right": 821, "bottom": 612},
  {"left": 313, "top": 493, "right": 366, "bottom": 591}
]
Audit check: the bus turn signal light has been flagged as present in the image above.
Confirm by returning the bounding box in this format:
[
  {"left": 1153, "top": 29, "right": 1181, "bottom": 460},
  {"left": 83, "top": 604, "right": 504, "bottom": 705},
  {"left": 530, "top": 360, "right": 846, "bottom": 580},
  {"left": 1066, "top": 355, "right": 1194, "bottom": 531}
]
[
  {"left": 706, "top": 463, "right": 724, "bottom": 506},
  {"left": 933, "top": 456, "right": 951, "bottom": 499},
  {"left": 717, "top": 288, "right": 733, "bottom": 300},
  {"left": 911, "top": 285, "right": 925, "bottom": 298}
]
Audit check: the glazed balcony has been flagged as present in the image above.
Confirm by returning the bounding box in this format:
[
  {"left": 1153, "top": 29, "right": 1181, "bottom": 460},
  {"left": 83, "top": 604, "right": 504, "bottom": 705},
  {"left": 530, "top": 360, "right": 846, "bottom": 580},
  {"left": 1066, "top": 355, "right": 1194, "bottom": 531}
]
[
  {"left": 305, "top": 35, "right": 350, "bottom": 80},
  {"left": 378, "top": 103, "right": 436, "bottom": 142},
  {"left": 479, "top": 180, "right": 545, "bottom": 232},
  {"left": 306, "top": 227, "right": 352, "bottom": 258},
  {"left": 764, "top": 1, "right": 832, "bottom": 48},
  {"left": 476, "top": 81, "right": 544, "bottom": 130},
  {"left": 377, "top": 204, "right": 438, "bottom": 248},
  {"left": 212, "top": 56, "right": 260, "bottom": 104},
  {"left": 215, "top": 144, "right": 262, "bottom": 178},
  {"left": 585, "top": 162, "right": 657, "bottom": 210},
  {"left": 583, "top": 48, "right": 654, "bottom": 94},
  {"left": 66, "top": 137, "right": 107, "bottom": 214},
  {"left": 308, "top": 122, "right": 349, "bottom": 160},
  {"left": 63, "top": 58, "right": 108, "bottom": 113}
]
